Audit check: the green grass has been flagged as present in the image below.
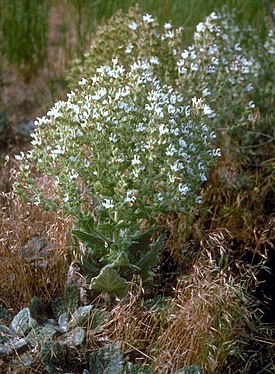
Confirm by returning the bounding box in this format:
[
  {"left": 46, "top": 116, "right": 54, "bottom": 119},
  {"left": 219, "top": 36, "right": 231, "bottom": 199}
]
[{"left": 0, "top": 0, "right": 270, "bottom": 79}]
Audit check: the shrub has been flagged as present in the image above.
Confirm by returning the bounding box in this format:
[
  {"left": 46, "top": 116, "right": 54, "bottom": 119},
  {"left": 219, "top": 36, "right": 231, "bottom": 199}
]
[
  {"left": 175, "top": 10, "right": 262, "bottom": 138},
  {"left": 15, "top": 7, "right": 273, "bottom": 293},
  {"left": 15, "top": 54, "right": 220, "bottom": 291},
  {"left": 68, "top": 7, "right": 265, "bottom": 141},
  {"left": 67, "top": 5, "right": 183, "bottom": 90}
]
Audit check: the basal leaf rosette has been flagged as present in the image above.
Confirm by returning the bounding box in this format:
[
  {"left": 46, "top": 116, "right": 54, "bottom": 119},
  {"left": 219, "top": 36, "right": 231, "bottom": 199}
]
[{"left": 16, "top": 58, "right": 220, "bottom": 225}]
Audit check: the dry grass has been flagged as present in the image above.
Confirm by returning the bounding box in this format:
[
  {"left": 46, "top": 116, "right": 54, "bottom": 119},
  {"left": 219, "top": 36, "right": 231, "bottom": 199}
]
[
  {"left": 89, "top": 278, "right": 164, "bottom": 366},
  {"left": 155, "top": 264, "right": 248, "bottom": 373},
  {"left": 0, "top": 168, "right": 72, "bottom": 310},
  {"left": 153, "top": 231, "right": 257, "bottom": 373}
]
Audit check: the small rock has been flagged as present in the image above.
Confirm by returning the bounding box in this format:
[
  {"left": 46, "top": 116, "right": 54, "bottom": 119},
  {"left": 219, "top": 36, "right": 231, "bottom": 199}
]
[
  {"left": 68, "top": 305, "right": 93, "bottom": 329},
  {"left": 59, "top": 327, "right": 85, "bottom": 347},
  {"left": 10, "top": 308, "right": 38, "bottom": 337}
]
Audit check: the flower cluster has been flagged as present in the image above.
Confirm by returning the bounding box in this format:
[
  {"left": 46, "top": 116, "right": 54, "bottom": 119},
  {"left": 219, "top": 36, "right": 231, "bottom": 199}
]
[
  {"left": 176, "top": 11, "right": 261, "bottom": 130},
  {"left": 67, "top": 5, "right": 183, "bottom": 90},
  {"left": 17, "top": 57, "right": 219, "bottom": 227}
]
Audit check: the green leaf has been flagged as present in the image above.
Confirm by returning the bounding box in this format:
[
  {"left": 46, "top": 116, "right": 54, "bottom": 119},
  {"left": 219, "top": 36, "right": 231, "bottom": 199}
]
[
  {"left": 82, "top": 255, "right": 101, "bottom": 278},
  {"left": 90, "top": 266, "right": 130, "bottom": 297},
  {"left": 89, "top": 342, "right": 124, "bottom": 374},
  {"left": 72, "top": 229, "right": 102, "bottom": 246},
  {"left": 72, "top": 227, "right": 112, "bottom": 247},
  {"left": 112, "top": 251, "right": 140, "bottom": 272},
  {"left": 79, "top": 213, "right": 95, "bottom": 232},
  {"left": 135, "top": 235, "right": 164, "bottom": 280}
]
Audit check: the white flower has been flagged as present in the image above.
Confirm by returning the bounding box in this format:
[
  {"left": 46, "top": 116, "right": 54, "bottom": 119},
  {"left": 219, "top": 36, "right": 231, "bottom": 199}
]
[
  {"left": 181, "top": 50, "right": 189, "bottom": 59},
  {"left": 202, "top": 88, "right": 211, "bottom": 97},
  {"left": 34, "top": 116, "right": 50, "bottom": 127},
  {"left": 179, "top": 138, "right": 187, "bottom": 148},
  {"left": 209, "top": 12, "right": 217, "bottom": 20},
  {"left": 248, "top": 100, "right": 255, "bottom": 109},
  {"left": 96, "top": 123, "right": 103, "bottom": 131},
  {"left": 191, "top": 63, "right": 199, "bottom": 71},
  {"left": 143, "top": 14, "right": 154, "bottom": 24},
  {"left": 136, "top": 122, "right": 146, "bottom": 132},
  {"left": 30, "top": 132, "right": 42, "bottom": 146},
  {"left": 178, "top": 183, "right": 189, "bottom": 195},
  {"left": 159, "top": 124, "right": 169, "bottom": 135},
  {"left": 165, "top": 31, "right": 174, "bottom": 39},
  {"left": 200, "top": 173, "right": 207, "bottom": 182},
  {"left": 69, "top": 156, "right": 77, "bottom": 163},
  {"left": 198, "top": 161, "right": 205, "bottom": 170},
  {"left": 234, "top": 43, "right": 242, "bottom": 51},
  {"left": 185, "top": 106, "right": 191, "bottom": 117},
  {"left": 196, "top": 22, "right": 205, "bottom": 33},
  {"left": 96, "top": 65, "right": 106, "bottom": 74},
  {"left": 212, "top": 148, "right": 221, "bottom": 157},
  {"left": 155, "top": 106, "right": 164, "bottom": 119},
  {"left": 132, "top": 155, "right": 141, "bottom": 165},
  {"left": 51, "top": 144, "right": 65, "bottom": 159},
  {"left": 246, "top": 83, "right": 254, "bottom": 92},
  {"left": 63, "top": 194, "right": 69, "bottom": 203},
  {"left": 83, "top": 160, "right": 90, "bottom": 168},
  {"left": 164, "top": 23, "right": 172, "bottom": 30},
  {"left": 149, "top": 56, "right": 160, "bottom": 65},
  {"left": 170, "top": 161, "right": 184, "bottom": 172},
  {"left": 102, "top": 198, "right": 114, "bottom": 209},
  {"left": 168, "top": 104, "right": 176, "bottom": 114},
  {"left": 68, "top": 169, "right": 79, "bottom": 180},
  {"left": 92, "top": 87, "right": 107, "bottom": 101},
  {"left": 203, "top": 104, "right": 216, "bottom": 118},
  {"left": 67, "top": 91, "right": 76, "bottom": 100},
  {"left": 15, "top": 151, "right": 25, "bottom": 161},
  {"left": 109, "top": 133, "right": 118, "bottom": 143},
  {"left": 47, "top": 106, "right": 61, "bottom": 119},
  {"left": 190, "top": 51, "right": 197, "bottom": 60},
  {"left": 125, "top": 43, "right": 134, "bottom": 54},
  {"left": 205, "top": 65, "right": 217, "bottom": 74},
  {"left": 125, "top": 190, "right": 137, "bottom": 204},
  {"left": 128, "top": 21, "right": 138, "bottom": 30},
  {"left": 168, "top": 174, "right": 175, "bottom": 183},
  {"left": 196, "top": 196, "right": 202, "bottom": 204},
  {"left": 78, "top": 78, "right": 88, "bottom": 86},
  {"left": 166, "top": 145, "right": 177, "bottom": 157}
]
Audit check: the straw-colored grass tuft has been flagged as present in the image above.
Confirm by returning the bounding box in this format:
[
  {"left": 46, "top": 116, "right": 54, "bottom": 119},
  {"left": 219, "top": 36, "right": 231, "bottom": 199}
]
[
  {"left": 154, "top": 229, "right": 257, "bottom": 373},
  {"left": 96, "top": 278, "right": 163, "bottom": 366},
  {"left": 0, "top": 189, "right": 72, "bottom": 311}
]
